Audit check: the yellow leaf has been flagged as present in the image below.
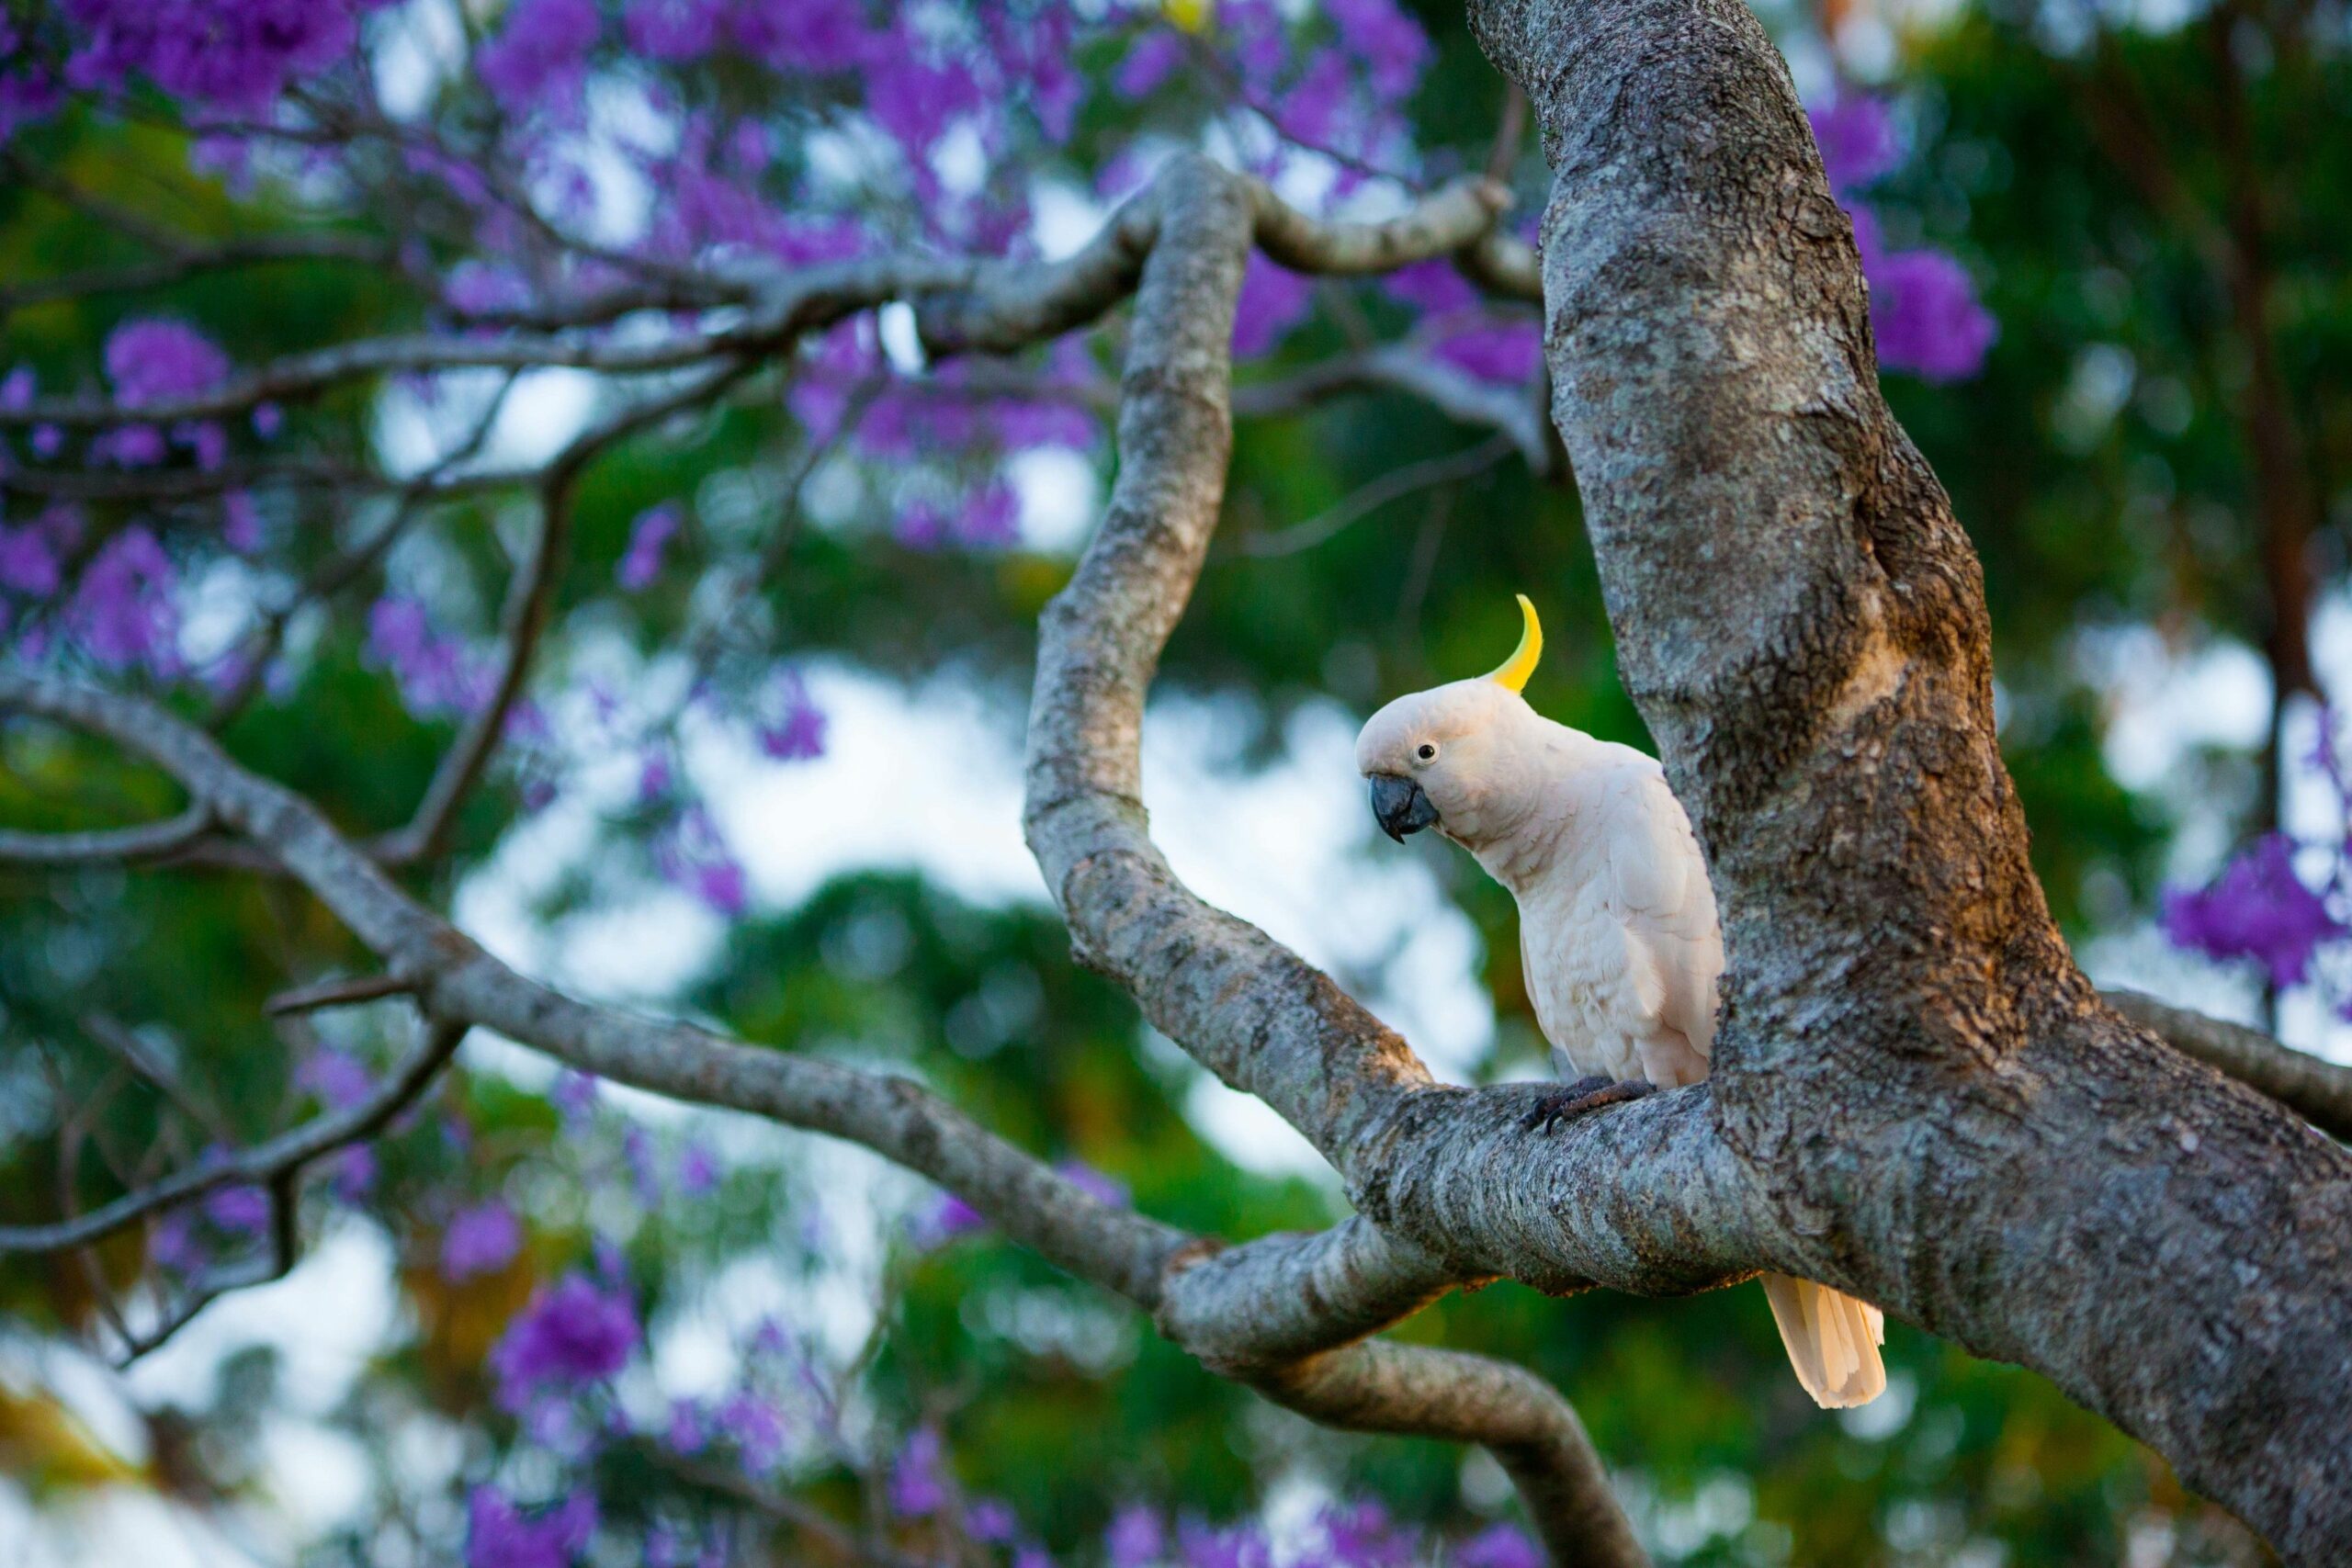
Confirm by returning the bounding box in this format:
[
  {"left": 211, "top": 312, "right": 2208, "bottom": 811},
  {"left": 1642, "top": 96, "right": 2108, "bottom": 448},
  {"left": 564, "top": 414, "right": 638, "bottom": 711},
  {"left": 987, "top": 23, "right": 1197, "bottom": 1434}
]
[
  {"left": 1166, "top": 0, "right": 1214, "bottom": 35},
  {"left": 0, "top": 1385, "right": 146, "bottom": 1494}
]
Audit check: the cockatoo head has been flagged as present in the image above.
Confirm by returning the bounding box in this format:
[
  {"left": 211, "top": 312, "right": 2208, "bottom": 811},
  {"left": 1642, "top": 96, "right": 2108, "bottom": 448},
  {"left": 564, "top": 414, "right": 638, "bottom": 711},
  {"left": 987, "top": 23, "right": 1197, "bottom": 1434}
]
[{"left": 1355, "top": 595, "right": 1545, "bottom": 850}]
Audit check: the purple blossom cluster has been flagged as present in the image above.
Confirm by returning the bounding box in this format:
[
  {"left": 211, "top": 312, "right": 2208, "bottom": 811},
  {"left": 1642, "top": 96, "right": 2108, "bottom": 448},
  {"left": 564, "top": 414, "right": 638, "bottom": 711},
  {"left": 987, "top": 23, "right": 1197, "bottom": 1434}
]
[
  {"left": 365, "top": 596, "right": 492, "bottom": 719},
  {"left": 442, "top": 1200, "right": 525, "bottom": 1282},
  {"left": 490, "top": 1270, "right": 641, "bottom": 1410},
  {"left": 54, "top": 0, "right": 363, "bottom": 118},
  {"left": 2164, "top": 831, "right": 2346, "bottom": 990},
  {"left": 466, "top": 1485, "right": 597, "bottom": 1568},
  {"left": 1807, "top": 90, "right": 1996, "bottom": 382}
]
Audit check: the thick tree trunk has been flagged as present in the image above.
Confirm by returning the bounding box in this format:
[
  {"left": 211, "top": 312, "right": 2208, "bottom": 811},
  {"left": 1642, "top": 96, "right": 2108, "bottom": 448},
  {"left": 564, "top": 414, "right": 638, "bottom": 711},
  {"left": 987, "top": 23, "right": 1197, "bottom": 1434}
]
[{"left": 1464, "top": 2, "right": 2352, "bottom": 1557}]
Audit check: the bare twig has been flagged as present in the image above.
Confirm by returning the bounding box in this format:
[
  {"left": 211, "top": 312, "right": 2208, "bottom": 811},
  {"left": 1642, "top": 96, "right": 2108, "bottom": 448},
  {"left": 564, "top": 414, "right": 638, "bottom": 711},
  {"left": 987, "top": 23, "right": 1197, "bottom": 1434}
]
[
  {"left": 264, "top": 973, "right": 416, "bottom": 1018},
  {"left": 378, "top": 358, "right": 761, "bottom": 865},
  {"left": 1238, "top": 431, "right": 1516, "bottom": 558},
  {"left": 0, "top": 1019, "right": 466, "bottom": 1256}
]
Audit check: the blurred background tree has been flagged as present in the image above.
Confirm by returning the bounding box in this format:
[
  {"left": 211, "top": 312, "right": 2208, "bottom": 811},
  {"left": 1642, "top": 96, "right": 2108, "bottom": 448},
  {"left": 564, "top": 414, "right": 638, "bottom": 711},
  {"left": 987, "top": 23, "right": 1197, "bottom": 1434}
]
[{"left": 0, "top": 0, "right": 2342, "bottom": 1563}]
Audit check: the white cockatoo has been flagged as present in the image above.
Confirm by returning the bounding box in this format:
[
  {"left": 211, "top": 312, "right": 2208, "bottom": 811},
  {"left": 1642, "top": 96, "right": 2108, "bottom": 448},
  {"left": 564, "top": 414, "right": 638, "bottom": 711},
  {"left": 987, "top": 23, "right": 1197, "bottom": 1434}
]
[{"left": 1356, "top": 596, "right": 1886, "bottom": 1409}]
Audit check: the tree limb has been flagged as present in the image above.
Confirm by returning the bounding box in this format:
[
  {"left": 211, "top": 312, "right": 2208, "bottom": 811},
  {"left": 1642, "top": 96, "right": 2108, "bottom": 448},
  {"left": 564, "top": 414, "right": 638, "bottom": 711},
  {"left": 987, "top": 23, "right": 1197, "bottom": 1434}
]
[
  {"left": 1463, "top": 2, "right": 2352, "bottom": 1556},
  {"left": 2103, "top": 989, "right": 2352, "bottom": 1143}
]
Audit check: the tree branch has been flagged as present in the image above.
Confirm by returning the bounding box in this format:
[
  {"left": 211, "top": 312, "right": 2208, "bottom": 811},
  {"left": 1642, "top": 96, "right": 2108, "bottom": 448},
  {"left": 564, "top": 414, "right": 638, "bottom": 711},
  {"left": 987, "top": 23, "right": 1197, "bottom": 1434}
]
[
  {"left": 1464, "top": 2, "right": 2352, "bottom": 1556},
  {"left": 2103, "top": 989, "right": 2352, "bottom": 1143},
  {"left": 0, "top": 660, "right": 1641, "bottom": 1557},
  {"left": 0, "top": 803, "right": 211, "bottom": 865},
  {"left": 0, "top": 1017, "right": 463, "bottom": 1255}
]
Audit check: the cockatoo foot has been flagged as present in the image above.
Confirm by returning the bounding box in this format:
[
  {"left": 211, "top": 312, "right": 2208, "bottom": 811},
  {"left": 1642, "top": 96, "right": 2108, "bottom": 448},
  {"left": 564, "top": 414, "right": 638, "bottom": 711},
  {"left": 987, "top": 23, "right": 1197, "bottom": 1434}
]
[{"left": 1519, "top": 1076, "right": 1656, "bottom": 1131}]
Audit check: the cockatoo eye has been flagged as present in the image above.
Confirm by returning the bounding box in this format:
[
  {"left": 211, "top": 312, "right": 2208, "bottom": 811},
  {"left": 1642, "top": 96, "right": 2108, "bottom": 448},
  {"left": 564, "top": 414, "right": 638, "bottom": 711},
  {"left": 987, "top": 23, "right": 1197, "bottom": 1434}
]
[{"left": 1415, "top": 743, "right": 1438, "bottom": 762}]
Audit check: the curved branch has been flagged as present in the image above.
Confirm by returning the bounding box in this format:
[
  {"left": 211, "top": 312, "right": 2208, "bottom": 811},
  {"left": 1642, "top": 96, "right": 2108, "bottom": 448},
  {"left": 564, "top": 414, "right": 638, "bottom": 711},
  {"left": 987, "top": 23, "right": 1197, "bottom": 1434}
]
[
  {"left": 0, "top": 803, "right": 211, "bottom": 865},
  {"left": 2103, "top": 988, "right": 2352, "bottom": 1143},
  {"left": 1237, "top": 432, "right": 1519, "bottom": 558},
  {"left": 0, "top": 1019, "right": 463, "bottom": 1255},
  {"left": 0, "top": 680, "right": 1643, "bottom": 1557}
]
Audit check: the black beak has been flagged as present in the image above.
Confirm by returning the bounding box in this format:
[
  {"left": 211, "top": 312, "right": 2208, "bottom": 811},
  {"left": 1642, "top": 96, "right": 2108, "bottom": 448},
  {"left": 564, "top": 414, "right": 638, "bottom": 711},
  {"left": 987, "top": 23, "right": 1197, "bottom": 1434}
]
[{"left": 1368, "top": 773, "right": 1440, "bottom": 843}]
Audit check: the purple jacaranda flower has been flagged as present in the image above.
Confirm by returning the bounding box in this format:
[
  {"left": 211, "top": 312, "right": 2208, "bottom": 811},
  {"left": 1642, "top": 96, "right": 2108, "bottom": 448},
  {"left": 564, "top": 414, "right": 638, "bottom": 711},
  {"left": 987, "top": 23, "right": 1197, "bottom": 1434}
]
[
  {"left": 888, "top": 1425, "right": 950, "bottom": 1516},
  {"left": 623, "top": 1126, "right": 663, "bottom": 1204},
  {"left": 716, "top": 1391, "right": 786, "bottom": 1469},
  {"left": 908, "top": 1190, "right": 985, "bottom": 1249},
  {"left": 1177, "top": 1518, "right": 1272, "bottom": 1568},
  {"left": 1318, "top": 1500, "right": 1416, "bottom": 1568},
  {"left": 466, "top": 1485, "right": 597, "bottom": 1568},
  {"left": 1013, "top": 1550, "right": 1053, "bottom": 1568},
  {"left": 1106, "top": 1505, "right": 1166, "bottom": 1568},
  {"left": 1382, "top": 257, "right": 1478, "bottom": 316},
  {"left": 333, "top": 1145, "right": 376, "bottom": 1203},
  {"left": 865, "top": 47, "right": 981, "bottom": 168},
  {"left": 967, "top": 1498, "right": 1019, "bottom": 1543},
  {"left": 475, "top": 0, "right": 600, "bottom": 115},
  {"left": 150, "top": 1211, "right": 205, "bottom": 1274},
  {"left": 0, "top": 366, "right": 32, "bottom": 410},
  {"left": 445, "top": 262, "right": 532, "bottom": 316},
  {"left": 663, "top": 1396, "right": 709, "bottom": 1454},
  {"left": 30, "top": 424, "right": 61, "bottom": 458},
  {"left": 222, "top": 490, "right": 262, "bottom": 552},
  {"left": 1114, "top": 32, "right": 1185, "bottom": 97},
  {"left": 1431, "top": 321, "right": 1542, "bottom": 385},
  {"left": 298, "top": 1047, "right": 374, "bottom": 1111},
  {"left": 92, "top": 424, "right": 166, "bottom": 468},
  {"left": 175, "top": 418, "right": 227, "bottom": 469},
  {"left": 552, "top": 1069, "right": 600, "bottom": 1122},
  {"left": 956, "top": 481, "right": 1022, "bottom": 548},
  {"left": 625, "top": 0, "right": 720, "bottom": 61},
  {"left": 366, "top": 595, "right": 492, "bottom": 716},
  {"left": 652, "top": 805, "right": 748, "bottom": 918},
  {"left": 2163, "top": 832, "right": 2346, "bottom": 989},
  {"left": 1055, "top": 1159, "right": 1128, "bottom": 1209},
  {"left": 1867, "top": 245, "right": 1996, "bottom": 383},
  {"left": 1232, "top": 254, "right": 1313, "bottom": 358},
  {"left": 0, "top": 525, "right": 60, "bottom": 596},
  {"left": 63, "top": 0, "right": 357, "bottom": 115},
  {"left": 757, "top": 670, "right": 826, "bottom": 761},
  {"left": 1810, "top": 88, "right": 1901, "bottom": 195},
  {"left": 203, "top": 1183, "right": 269, "bottom": 1235},
  {"left": 1329, "top": 0, "right": 1430, "bottom": 99},
  {"left": 491, "top": 1271, "right": 640, "bottom": 1406},
  {"left": 1453, "top": 1523, "right": 1542, "bottom": 1568},
  {"left": 616, "top": 503, "right": 680, "bottom": 591},
  {"left": 69, "top": 526, "right": 178, "bottom": 673},
  {"left": 442, "top": 1200, "right": 524, "bottom": 1282},
  {"left": 252, "top": 401, "right": 282, "bottom": 439},
  {"left": 0, "top": 65, "right": 58, "bottom": 144},
  {"left": 637, "top": 747, "right": 675, "bottom": 805},
  {"left": 1274, "top": 46, "right": 1355, "bottom": 149},
  {"left": 105, "top": 318, "right": 229, "bottom": 409},
  {"left": 677, "top": 1140, "right": 719, "bottom": 1197},
  {"left": 731, "top": 0, "right": 869, "bottom": 73}
]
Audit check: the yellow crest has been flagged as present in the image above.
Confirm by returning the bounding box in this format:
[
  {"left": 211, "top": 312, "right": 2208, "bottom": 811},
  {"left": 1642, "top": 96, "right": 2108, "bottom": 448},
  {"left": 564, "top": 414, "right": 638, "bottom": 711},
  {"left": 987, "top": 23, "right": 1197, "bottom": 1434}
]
[{"left": 1487, "top": 594, "right": 1543, "bottom": 693}]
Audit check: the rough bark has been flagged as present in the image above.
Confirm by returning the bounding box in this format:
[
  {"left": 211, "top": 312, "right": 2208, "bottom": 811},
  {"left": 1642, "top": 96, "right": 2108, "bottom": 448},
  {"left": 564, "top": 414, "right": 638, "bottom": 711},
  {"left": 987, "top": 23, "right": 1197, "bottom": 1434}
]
[{"left": 1463, "top": 2, "right": 2352, "bottom": 1557}]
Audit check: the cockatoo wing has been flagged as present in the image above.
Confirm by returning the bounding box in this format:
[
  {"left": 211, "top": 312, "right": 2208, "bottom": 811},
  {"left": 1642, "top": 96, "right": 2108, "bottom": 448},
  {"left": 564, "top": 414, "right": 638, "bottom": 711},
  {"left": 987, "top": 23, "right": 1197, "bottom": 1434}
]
[{"left": 1596, "top": 763, "right": 1723, "bottom": 1063}]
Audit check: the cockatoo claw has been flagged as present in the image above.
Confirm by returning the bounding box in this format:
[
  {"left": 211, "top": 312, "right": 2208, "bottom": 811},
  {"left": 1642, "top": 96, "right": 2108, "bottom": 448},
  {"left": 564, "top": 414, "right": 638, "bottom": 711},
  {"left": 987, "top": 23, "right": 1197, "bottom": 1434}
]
[{"left": 1519, "top": 1077, "right": 1656, "bottom": 1132}]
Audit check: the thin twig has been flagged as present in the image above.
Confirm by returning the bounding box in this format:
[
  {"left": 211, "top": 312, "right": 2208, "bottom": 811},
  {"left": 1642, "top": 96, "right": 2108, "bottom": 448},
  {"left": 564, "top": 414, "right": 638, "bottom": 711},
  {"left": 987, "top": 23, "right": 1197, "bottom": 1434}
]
[
  {"left": 0, "top": 1021, "right": 466, "bottom": 1256},
  {"left": 1238, "top": 432, "right": 1515, "bottom": 558},
  {"left": 264, "top": 973, "right": 416, "bottom": 1017},
  {"left": 379, "top": 358, "right": 760, "bottom": 864}
]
